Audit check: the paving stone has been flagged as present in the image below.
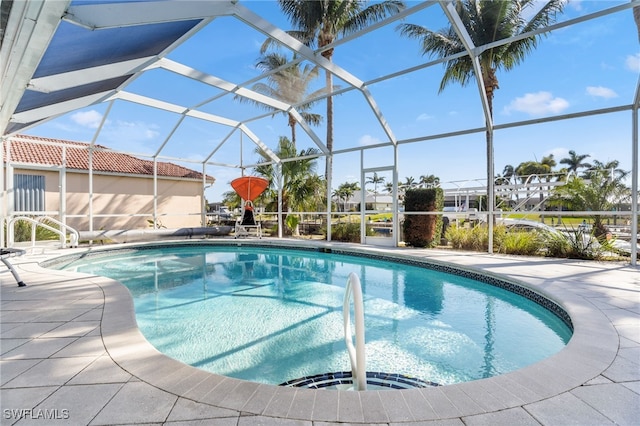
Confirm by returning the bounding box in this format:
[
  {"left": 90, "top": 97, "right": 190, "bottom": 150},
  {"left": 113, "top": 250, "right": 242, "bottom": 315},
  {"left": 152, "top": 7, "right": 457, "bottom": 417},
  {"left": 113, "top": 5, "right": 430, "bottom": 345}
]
[
  {"left": 51, "top": 335, "right": 105, "bottom": 358},
  {"left": 462, "top": 407, "right": 540, "bottom": 426},
  {"left": 0, "top": 386, "right": 59, "bottom": 417},
  {"left": 15, "top": 383, "right": 122, "bottom": 426},
  {"left": 66, "top": 355, "right": 132, "bottom": 385},
  {"left": 237, "top": 415, "right": 310, "bottom": 425},
  {"left": 89, "top": 381, "right": 177, "bottom": 425},
  {"left": 39, "top": 321, "right": 98, "bottom": 338},
  {"left": 165, "top": 397, "right": 239, "bottom": 422},
  {"left": 602, "top": 354, "right": 640, "bottom": 382},
  {"left": 4, "top": 357, "right": 98, "bottom": 387},
  {"left": 571, "top": 383, "right": 640, "bottom": 426},
  {"left": 524, "top": 391, "right": 614, "bottom": 425},
  {"left": 0, "top": 338, "right": 29, "bottom": 355},
  {"left": 2, "top": 337, "right": 77, "bottom": 360},
  {"left": 0, "top": 359, "right": 42, "bottom": 386}
]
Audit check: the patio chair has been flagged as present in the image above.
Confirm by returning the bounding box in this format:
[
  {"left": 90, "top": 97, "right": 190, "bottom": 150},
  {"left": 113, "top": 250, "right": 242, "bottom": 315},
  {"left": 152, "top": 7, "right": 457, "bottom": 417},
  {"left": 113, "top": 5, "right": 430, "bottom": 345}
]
[
  {"left": 235, "top": 200, "right": 262, "bottom": 239},
  {"left": 1, "top": 248, "right": 26, "bottom": 287}
]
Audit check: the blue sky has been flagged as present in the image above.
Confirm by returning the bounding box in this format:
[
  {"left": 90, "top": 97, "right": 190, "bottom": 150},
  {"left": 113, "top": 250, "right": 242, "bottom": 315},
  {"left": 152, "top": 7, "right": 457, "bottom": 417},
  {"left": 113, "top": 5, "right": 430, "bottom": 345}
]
[{"left": 24, "top": 0, "right": 639, "bottom": 202}]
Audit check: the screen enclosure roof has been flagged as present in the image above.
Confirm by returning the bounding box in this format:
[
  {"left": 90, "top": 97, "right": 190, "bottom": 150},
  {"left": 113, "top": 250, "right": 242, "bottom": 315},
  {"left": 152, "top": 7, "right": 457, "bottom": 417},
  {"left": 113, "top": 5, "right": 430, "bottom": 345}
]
[{"left": 1, "top": 0, "right": 639, "bottom": 185}]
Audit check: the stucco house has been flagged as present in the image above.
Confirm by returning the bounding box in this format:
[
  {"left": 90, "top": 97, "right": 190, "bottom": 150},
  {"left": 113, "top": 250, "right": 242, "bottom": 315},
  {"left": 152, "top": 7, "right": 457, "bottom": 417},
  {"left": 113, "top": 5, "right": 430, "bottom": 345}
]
[{"left": 2, "top": 134, "right": 214, "bottom": 233}]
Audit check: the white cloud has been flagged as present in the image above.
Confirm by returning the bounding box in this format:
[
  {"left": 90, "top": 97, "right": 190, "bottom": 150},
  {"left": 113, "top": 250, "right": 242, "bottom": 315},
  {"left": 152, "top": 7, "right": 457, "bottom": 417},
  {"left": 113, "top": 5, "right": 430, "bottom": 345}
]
[
  {"left": 99, "top": 120, "right": 161, "bottom": 152},
  {"left": 358, "top": 134, "right": 382, "bottom": 146},
  {"left": 70, "top": 110, "right": 103, "bottom": 129},
  {"left": 567, "top": 0, "right": 582, "bottom": 12},
  {"left": 626, "top": 53, "right": 640, "bottom": 73},
  {"left": 503, "top": 91, "right": 569, "bottom": 116},
  {"left": 545, "top": 147, "right": 570, "bottom": 161},
  {"left": 586, "top": 86, "right": 618, "bottom": 99},
  {"left": 417, "top": 113, "right": 433, "bottom": 121}
]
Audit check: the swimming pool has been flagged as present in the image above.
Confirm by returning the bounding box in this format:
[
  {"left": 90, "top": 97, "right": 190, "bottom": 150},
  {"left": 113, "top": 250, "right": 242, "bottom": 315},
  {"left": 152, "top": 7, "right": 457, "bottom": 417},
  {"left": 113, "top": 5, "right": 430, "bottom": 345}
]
[{"left": 55, "top": 243, "right": 572, "bottom": 389}]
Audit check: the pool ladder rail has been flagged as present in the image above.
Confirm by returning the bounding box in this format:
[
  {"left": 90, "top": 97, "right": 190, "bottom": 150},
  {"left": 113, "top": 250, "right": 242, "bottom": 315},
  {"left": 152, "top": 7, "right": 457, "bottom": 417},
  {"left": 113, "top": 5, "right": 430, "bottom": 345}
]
[{"left": 343, "top": 272, "right": 367, "bottom": 391}]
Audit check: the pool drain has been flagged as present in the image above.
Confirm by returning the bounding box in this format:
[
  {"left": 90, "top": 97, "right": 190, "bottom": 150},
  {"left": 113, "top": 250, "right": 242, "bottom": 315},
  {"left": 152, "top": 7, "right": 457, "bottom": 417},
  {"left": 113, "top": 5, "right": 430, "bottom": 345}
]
[{"left": 279, "top": 371, "right": 440, "bottom": 390}]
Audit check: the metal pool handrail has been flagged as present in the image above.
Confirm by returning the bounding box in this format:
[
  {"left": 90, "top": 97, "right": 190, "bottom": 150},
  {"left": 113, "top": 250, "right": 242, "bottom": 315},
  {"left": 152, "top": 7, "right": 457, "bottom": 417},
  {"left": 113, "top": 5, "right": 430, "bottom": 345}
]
[
  {"left": 7, "top": 216, "right": 79, "bottom": 250},
  {"left": 343, "top": 272, "right": 367, "bottom": 391}
]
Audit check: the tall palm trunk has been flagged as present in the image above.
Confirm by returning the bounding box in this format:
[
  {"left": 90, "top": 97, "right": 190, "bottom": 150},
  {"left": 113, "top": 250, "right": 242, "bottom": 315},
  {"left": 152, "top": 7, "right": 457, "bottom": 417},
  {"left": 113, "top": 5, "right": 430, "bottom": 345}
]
[
  {"left": 484, "top": 69, "right": 497, "bottom": 223},
  {"left": 325, "top": 69, "right": 334, "bottom": 180},
  {"left": 321, "top": 40, "right": 334, "bottom": 180},
  {"left": 288, "top": 112, "right": 297, "bottom": 146}
]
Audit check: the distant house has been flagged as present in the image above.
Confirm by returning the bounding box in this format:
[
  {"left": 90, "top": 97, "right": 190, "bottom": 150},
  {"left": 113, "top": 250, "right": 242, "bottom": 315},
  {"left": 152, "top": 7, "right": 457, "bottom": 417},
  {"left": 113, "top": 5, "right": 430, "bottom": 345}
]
[
  {"left": 2, "top": 135, "right": 214, "bottom": 231},
  {"left": 340, "top": 190, "right": 394, "bottom": 212}
]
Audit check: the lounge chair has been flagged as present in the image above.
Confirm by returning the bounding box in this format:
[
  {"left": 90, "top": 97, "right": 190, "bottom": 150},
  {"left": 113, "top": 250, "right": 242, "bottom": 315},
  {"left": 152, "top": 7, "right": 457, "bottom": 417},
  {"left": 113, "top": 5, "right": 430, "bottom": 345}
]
[
  {"left": 235, "top": 200, "right": 262, "bottom": 239},
  {"left": 1, "top": 248, "right": 26, "bottom": 287}
]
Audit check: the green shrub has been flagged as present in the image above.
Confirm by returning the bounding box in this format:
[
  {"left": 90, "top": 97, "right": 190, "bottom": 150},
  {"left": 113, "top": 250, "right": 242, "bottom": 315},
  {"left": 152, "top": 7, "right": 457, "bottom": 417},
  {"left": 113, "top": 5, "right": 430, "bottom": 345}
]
[
  {"left": 495, "top": 229, "right": 544, "bottom": 256},
  {"left": 447, "top": 224, "right": 543, "bottom": 256},
  {"left": 403, "top": 188, "right": 444, "bottom": 248},
  {"left": 11, "top": 218, "right": 59, "bottom": 242},
  {"left": 541, "top": 226, "right": 613, "bottom": 260},
  {"left": 445, "top": 224, "right": 488, "bottom": 251},
  {"left": 329, "top": 223, "right": 361, "bottom": 242}
]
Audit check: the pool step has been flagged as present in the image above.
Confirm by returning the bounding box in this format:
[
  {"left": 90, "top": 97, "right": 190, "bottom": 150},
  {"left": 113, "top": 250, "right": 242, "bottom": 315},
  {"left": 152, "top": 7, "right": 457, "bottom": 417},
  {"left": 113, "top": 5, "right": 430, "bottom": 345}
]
[{"left": 279, "top": 371, "right": 440, "bottom": 390}]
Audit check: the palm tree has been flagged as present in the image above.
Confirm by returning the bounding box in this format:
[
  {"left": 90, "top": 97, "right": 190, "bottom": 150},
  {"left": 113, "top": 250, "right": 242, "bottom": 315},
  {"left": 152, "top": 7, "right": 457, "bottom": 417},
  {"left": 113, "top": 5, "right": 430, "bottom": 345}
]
[
  {"left": 403, "top": 176, "right": 417, "bottom": 190},
  {"left": 502, "top": 164, "right": 516, "bottom": 185},
  {"left": 398, "top": 0, "right": 564, "bottom": 221},
  {"left": 550, "top": 171, "right": 631, "bottom": 238},
  {"left": 559, "top": 150, "right": 591, "bottom": 176},
  {"left": 419, "top": 174, "right": 440, "bottom": 188},
  {"left": 274, "top": 0, "right": 406, "bottom": 178},
  {"left": 583, "top": 159, "right": 629, "bottom": 182},
  {"left": 539, "top": 153, "right": 557, "bottom": 203},
  {"left": 234, "top": 52, "right": 324, "bottom": 146},
  {"left": 333, "top": 181, "right": 359, "bottom": 213},
  {"left": 540, "top": 154, "right": 556, "bottom": 178},
  {"left": 366, "top": 172, "right": 386, "bottom": 209},
  {"left": 255, "top": 136, "right": 325, "bottom": 235},
  {"left": 498, "top": 164, "right": 518, "bottom": 204},
  {"left": 398, "top": 1, "right": 564, "bottom": 115}
]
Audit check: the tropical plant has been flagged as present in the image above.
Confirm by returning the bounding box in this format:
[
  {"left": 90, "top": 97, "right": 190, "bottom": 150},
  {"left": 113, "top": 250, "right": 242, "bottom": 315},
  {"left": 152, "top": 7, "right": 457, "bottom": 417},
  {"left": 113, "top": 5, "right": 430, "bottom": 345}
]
[
  {"left": 445, "top": 223, "right": 489, "bottom": 251},
  {"left": 384, "top": 182, "right": 394, "bottom": 194},
  {"left": 366, "top": 172, "right": 386, "bottom": 208},
  {"left": 559, "top": 150, "right": 591, "bottom": 176},
  {"left": 234, "top": 52, "right": 324, "bottom": 146},
  {"left": 402, "top": 176, "right": 417, "bottom": 190},
  {"left": 548, "top": 171, "right": 631, "bottom": 238},
  {"left": 419, "top": 174, "right": 440, "bottom": 188},
  {"left": 11, "top": 217, "right": 59, "bottom": 242},
  {"left": 541, "top": 226, "right": 614, "bottom": 260},
  {"left": 502, "top": 164, "right": 516, "bottom": 185},
  {"left": 493, "top": 227, "right": 544, "bottom": 256},
  {"left": 272, "top": 0, "right": 406, "bottom": 178},
  {"left": 398, "top": 0, "right": 564, "bottom": 218},
  {"left": 333, "top": 181, "right": 359, "bottom": 214},
  {"left": 582, "top": 159, "right": 629, "bottom": 181},
  {"left": 255, "top": 136, "right": 325, "bottom": 235},
  {"left": 221, "top": 189, "right": 242, "bottom": 210}
]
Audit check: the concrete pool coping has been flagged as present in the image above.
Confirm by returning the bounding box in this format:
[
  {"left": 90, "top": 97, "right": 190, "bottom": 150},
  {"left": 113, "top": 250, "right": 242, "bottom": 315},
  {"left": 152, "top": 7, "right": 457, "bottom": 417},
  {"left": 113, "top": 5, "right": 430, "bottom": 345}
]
[{"left": 1, "top": 238, "right": 638, "bottom": 425}]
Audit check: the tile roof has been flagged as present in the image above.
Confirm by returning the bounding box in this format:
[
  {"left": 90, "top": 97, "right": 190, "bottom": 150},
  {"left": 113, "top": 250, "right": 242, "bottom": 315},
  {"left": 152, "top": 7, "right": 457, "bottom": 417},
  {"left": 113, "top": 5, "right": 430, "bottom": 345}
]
[{"left": 3, "top": 134, "right": 214, "bottom": 182}]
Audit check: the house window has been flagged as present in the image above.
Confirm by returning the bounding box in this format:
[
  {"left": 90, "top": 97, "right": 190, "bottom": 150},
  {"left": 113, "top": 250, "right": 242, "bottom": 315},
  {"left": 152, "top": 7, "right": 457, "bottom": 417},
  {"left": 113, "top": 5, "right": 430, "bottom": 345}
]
[{"left": 14, "top": 174, "right": 45, "bottom": 212}]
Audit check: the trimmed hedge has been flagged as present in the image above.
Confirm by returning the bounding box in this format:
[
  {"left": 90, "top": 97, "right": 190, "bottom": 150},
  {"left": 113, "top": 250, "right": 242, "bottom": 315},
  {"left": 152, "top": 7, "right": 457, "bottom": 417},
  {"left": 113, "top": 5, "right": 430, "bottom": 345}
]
[{"left": 403, "top": 188, "right": 444, "bottom": 247}]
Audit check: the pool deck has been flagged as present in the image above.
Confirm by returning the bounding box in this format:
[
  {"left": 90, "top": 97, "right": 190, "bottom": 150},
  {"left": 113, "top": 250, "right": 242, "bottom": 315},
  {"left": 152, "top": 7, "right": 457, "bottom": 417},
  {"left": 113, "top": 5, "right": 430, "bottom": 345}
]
[{"left": 1, "top": 239, "right": 638, "bottom": 425}]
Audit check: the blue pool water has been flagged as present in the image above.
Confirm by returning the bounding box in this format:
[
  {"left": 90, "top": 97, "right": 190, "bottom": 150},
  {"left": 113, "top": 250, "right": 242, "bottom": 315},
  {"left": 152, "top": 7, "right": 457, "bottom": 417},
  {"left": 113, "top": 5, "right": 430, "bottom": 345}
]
[{"left": 58, "top": 245, "right": 572, "bottom": 387}]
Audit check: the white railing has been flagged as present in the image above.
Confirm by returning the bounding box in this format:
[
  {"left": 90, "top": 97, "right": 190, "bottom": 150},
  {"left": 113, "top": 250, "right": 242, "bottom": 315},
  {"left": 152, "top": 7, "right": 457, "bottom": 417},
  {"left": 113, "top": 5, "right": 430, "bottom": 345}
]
[
  {"left": 343, "top": 272, "right": 367, "bottom": 391},
  {"left": 7, "top": 216, "right": 79, "bottom": 250}
]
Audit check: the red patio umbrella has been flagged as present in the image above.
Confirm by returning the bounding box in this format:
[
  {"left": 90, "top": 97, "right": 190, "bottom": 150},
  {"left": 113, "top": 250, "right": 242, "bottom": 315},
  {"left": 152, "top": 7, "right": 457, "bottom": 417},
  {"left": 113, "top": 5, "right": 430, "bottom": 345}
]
[{"left": 231, "top": 176, "right": 269, "bottom": 202}]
